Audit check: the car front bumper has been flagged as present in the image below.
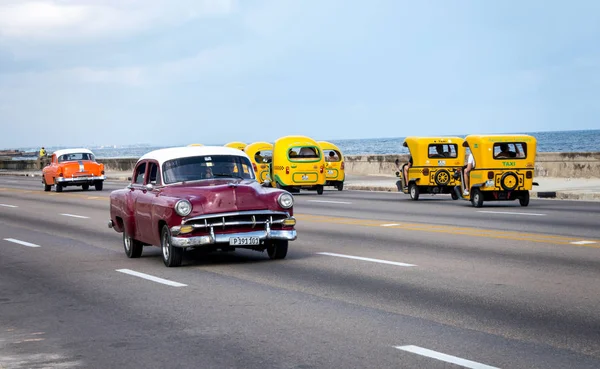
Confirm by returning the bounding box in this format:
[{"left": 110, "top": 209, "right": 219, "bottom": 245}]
[
  {"left": 170, "top": 229, "right": 297, "bottom": 248},
  {"left": 56, "top": 175, "right": 105, "bottom": 184}
]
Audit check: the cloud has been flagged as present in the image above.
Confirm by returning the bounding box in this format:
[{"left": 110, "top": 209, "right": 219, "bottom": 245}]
[{"left": 0, "top": 0, "right": 235, "bottom": 41}]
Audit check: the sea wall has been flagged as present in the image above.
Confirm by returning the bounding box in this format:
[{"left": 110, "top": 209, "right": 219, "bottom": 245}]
[{"left": 1, "top": 152, "right": 599, "bottom": 178}]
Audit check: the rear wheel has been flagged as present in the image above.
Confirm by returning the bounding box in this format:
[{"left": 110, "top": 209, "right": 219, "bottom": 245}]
[
  {"left": 316, "top": 185, "right": 324, "bottom": 195},
  {"left": 43, "top": 178, "right": 51, "bottom": 192},
  {"left": 519, "top": 191, "right": 530, "bottom": 207},
  {"left": 451, "top": 190, "right": 458, "bottom": 200},
  {"left": 337, "top": 182, "right": 344, "bottom": 191},
  {"left": 266, "top": 240, "right": 288, "bottom": 260},
  {"left": 55, "top": 182, "right": 63, "bottom": 193},
  {"left": 409, "top": 183, "right": 419, "bottom": 201},
  {"left": 95, "top": 181, "right": 103, "bottom": 191},
  {"left": 471, "top": 189, "right": 484, "bottom": 208},
  {"left": 82, "top": 184, "right": 89, "bottom": 191},
  {"left": 161, "top": 225, "right": 183, "bottom": 267},
  {"left": 123, "top": 230, "right": 143, "bottom": 258}
]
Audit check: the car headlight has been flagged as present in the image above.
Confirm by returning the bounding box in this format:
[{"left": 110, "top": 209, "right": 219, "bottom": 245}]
[
  {"left": 174, "top": 199, "right": 192, "bottom": 216},
  {"left": 277, "top": 193, "right": 294, "bottom": 209}
]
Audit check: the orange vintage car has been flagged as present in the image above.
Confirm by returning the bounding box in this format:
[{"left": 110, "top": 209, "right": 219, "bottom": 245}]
[{"left": 42, "top": 148, "right": 105, "bottom": 192}]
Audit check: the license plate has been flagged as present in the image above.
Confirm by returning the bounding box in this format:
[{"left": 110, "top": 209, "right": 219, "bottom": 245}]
[
  {"left": 302, "top": 175, "right": 309, "bottom": 180},
  {"left": 229, "top": 237, "right": 260, "bottom": 246},
  {"left": 327, "top": 170, "right": 334, "bottom": 175}
]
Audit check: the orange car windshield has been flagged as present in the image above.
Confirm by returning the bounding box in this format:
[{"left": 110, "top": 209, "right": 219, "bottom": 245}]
[{"left": 58, "top": 153, "right": 95, "bottom": 163}]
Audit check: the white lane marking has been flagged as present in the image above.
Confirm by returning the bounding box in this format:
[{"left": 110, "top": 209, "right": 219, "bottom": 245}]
[
  {"left": 60, "top": 213, "right": 90, "bottom": 219},
  {"left": 395, "top": 345, "right": 500, "bottom": 369},
  {"left": 0, "top": 204, "right": 18, "bottom": 208},
  {"left": 317, "top": 252, "right": 416, "bottom": 267},
  {"left": 307, "top": 200, "right": 352, "bottom": 204},
  {"left": 477, "top": 210, "right": 546, "bottom": 216},
  {"left": 570, "top": 240, "right": 597, "bottom": 245},
  {"left": 4, "top": 238, "right": 41, "bottom": 248},
  {"left": 380, "top": 223, "right": 400, "bottom": 227},
  {"left": 116, "top": 269, "right": 187, "bottom": 287}
]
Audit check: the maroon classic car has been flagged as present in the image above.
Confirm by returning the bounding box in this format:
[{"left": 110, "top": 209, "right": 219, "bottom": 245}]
[{"left": 108, "top": 146, "right": 297, "bottom": 267}]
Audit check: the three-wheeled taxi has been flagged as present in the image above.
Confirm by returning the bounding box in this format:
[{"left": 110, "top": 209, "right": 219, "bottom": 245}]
[
  {"left": 187, "top": 143, "right": 204, "bottom": 147},
  {"left": 454, "top": 134, "right": 538, "bottom": 207},
  {"left": 244, "top": 141, "right": 273, "bottom": 184},
  {"left": 318, "top": 141, "right": 345, "bottom": 191},
  {"left": 225, "top": 142, "right": 247, "bottom": 151},
  {"left": 396, "top": 137, "right": 465, "bottom": 200},
  {"left": 269, "top": 135, "right": 326, "bottom": 195}
]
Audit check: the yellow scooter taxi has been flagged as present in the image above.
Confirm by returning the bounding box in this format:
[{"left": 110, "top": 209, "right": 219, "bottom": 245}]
[
  {"left": 318, "top": 141, "right": 345, "bottom": 191},
  {"left": 224, "top": 142, "right": 247, "bottom": 151},
  {"left": 244, "top": 141, "right": 273, "bottom": 184}
]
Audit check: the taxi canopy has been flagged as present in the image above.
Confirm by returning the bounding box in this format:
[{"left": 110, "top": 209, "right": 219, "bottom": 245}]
[
  {"left": 318, "top": 141, "right": 343, "bottom": 162},
  {"left": 224, "top": 142, "right": 247, "bottom": 151},
  {"left": 402, "top": 136, "right": 465, "bottom": 166},
  {"left": 463, "top": 134, "right": 537, "bottom": 168}
]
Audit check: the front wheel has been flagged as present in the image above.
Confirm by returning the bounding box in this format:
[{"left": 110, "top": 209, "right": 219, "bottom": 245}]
[
  {"left": 471, "top": 189, "right": 484, "bottom": 208},
  {"left": 161, "top": 225, "right": 183, "bottom": 267},
  {"left": 409, "top": 183, "right": 419, "bottom": 201},
  {"left": 451, "top": 190, "right": 458, "bottom": 200},
  {"left": 519, "top": 191, "right": 530, "bottom": 207},
  {"left": 266, "top": 240, "right": 288, "bottom": 260},
  {"left": 123, "top": 230, "right": 143, "bottom": 258}
]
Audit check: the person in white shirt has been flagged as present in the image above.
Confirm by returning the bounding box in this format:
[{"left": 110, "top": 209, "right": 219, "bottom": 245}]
[{"left": 463, "top": 150, "right": 475, "bottom": 196}]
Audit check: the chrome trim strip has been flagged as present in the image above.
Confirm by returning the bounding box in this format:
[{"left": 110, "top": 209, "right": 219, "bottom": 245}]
[
  {"left": 56, "top": 175, "right": 106, "bottom": 183},
  {"left": 182, "top": 210, "right": 290, "bottom": 224},
  {"left": 170, "top": 230, "right": 297, "bottom": 248}
]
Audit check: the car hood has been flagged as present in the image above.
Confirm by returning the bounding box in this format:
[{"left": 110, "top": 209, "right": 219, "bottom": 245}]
[{"left": 159, "top": 179, "right": 277, "bottom": 214}]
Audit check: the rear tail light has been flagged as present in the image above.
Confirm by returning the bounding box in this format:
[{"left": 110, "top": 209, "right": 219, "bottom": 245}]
[
  {"left": 526, "top": 171, "right": 532, "bottom": 179},
  {"left": 422, "top": 168, "right": 429, "bottom": 175},
  {"left": 320, "top": 165, "right": 324, "bottom": 174},
  {"left": 101, "top": 170, "right": 105, "bottom": 175},
  {"left": 341, "top": 161, "right": 345, "bottom": 170},
  {"left": 488, "top": 171, "right": 494, "bottom": 179},
  {"left": 285, "top": 166, "right": 289, "bottom": 174}
]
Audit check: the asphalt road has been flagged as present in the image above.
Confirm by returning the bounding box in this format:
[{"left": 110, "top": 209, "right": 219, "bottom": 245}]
[{"left": 1, "top": 175, "right": 599, "bottom": 369}]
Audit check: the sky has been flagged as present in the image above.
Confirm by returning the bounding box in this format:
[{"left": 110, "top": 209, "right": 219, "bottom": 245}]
[{"left": 1, "top": 0, "right": 599, "bottom": 149}]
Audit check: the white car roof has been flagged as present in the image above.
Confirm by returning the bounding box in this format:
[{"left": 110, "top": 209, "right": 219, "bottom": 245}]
[
  {"left": 138, "top": 146, "right": 251, "bottom": 167},
  {"left": 53, "top": 148, "right": 95, "bottom": 157}
]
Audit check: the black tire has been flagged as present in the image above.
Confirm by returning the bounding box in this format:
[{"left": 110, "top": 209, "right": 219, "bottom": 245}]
[
  {"left": 519, "top": 191, "right": 530, "bottom": 207},
  {"left": 123, "top": 229, "right": 143, "bottom": 258},
  {"left": 409, "top": 183, "right": 419, "bottom": 201},
  {"left": 43, "top": 178, "right": 51, "bottom": 192},
  {"left": 82, "top": 184, "right": 89, "bottom": 191},
  {"left": 500, "top": 172, "right": 518, "bottom": 191},
  {"left": 95, "top": 181, "right": 103, "bottom": 191},
  {"left": 161, "top": 225, "right": 182, "bottom": 267},
  {"left": 337, "top": 182, "right": 344, "bottom": 191},
  {"left": 434, "top": 169, "right": 450, "bottom": 186},
  {"left": 266, "top": 240, "right": 288, "bottom": 260},
  {"left": 316, "top": 185, "right": 324, "bottom": 195},
  {"left": 451, "top": 190, "right": 458, "bottom": 200},
  {"left": 55, "top": 182, "right": 63, "bottom": 193},
  {"left": 471, "top": 189, "right": 484, "bottom": 208}
]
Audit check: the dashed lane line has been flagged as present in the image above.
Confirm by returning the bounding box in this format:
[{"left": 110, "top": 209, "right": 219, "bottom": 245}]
[
  {"left": 317, "top": 252, "right": 416, "bottom": 267},
  {"left": 3, "top": 238, "right": 41, "bottom": 248},
  {"left": 394, "top": 345, "right": 500, "bottom": 369},
  {"left": 116, "top": 269, "right": 187, "bottom": 287},
  {"left": 60, "top": 213, "right": 90, "bottom": 219}
]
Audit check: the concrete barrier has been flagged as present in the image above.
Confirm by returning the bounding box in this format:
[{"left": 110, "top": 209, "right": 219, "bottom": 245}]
[{"left": 1, "top": 152, "right": 599, "bottom": 178}]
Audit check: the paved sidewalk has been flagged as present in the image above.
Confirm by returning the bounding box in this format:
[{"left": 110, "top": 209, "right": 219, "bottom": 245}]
[{"left": 2, "top": 170, "right": 599, "bottom": 201}]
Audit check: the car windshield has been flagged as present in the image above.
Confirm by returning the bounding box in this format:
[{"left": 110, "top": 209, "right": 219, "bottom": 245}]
[
  {"left": 162, "top": 155, "right": 255, "bottom": 184},
  {"left": 57, "top": 153, "right": 95, "bottom": 162}
]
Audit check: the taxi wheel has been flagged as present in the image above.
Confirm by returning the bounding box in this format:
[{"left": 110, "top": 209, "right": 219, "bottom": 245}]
[
  {"left": 409, "top": 183, "right": 419, "bottom": 201},
  {"left": 435, "top": 170, "right": 450, "bottom": 186},
  {"left": 123, "top": 230, "right": 143, "bottom": 258},
  {"left": 43, "top": 178, "right": 51, "bottom": 192},
  {"left": 519, "top": 191, "right": 530, "bottom": 207},
  {"left": 500, "top": 172, "right": 518, "bottom": 191},
  {"left": 316, "top": 185, "right": 324, "bottom": 195},
  {"left": 337, "top": 182, "right": 344, "bottom": 191},
  {"left": 266, "top": 240, "right": 288, "bottom": 260},
  {"left": 161, "top": 225, "right": 182, "bottom": 267},
  {"left": 451, "top": 190, "right": 458, "bottom": 200},
  {"left": 82, "top": 184, "right": 89, "bottom": 191},
  {"left": 95, "top": 181, "right": 103, "bottom": 191},
  {"left": 471, "top": 189, "right": 484, "bottom": 208}
]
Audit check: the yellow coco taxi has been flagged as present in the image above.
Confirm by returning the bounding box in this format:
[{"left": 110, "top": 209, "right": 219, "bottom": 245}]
[
  {"left": 224, "top": 142, "right": 247, "bottom": 151},
  {"left": 318, "top": 141, "right": 345, "bottom": 191},
  {"left": 244, "top": 141, "right": 273, "bottom": 184},
  {"left": 187, "top": 143, "right": 204, "bottom": 147},
  {"left": 455, "top": 134, "right": 538, "bottom": 207},
  {"left": 396, "top": 137, "right": 465, "bottom": 200},
  {"left": 269, "top": 135, "right": 326, "bottom": 195}
]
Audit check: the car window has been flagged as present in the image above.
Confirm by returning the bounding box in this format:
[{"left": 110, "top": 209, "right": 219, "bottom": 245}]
[
  {"left": 148, "top": 162, "right": 160, "bottom": 185},
  {"left": 428, "top": 144, "right": 457, "bottom": 158},
  {"left": 57, "top": 153, "right": 95, "bottom": 163},
  {"left": 254, "top": 150, "right": 272, "bottom": 163},
  {"left": 134, "top": 163, "right": 147, "bottom": 184},
  {"left": 494, "top": 142, "right": 527, "bottom": 159},
  {"left": 287, "top": 146, "right": 321, "bottom": 161},
  {"left": 162, "top": 155, "right": 255, "bottom": 184},
  {"left": 325, "top": 150, "right": 341, "bottom": 162}
]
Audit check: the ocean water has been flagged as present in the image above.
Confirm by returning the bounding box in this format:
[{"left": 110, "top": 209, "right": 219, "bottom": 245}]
[{"left": 9, "top": 129, "right": 600, "bottom": 159}]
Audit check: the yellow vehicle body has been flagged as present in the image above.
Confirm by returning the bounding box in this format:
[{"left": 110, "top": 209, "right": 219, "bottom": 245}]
[
  {"left": 456, "top": 134, "right": 538, "bottom": 207},
  {"left": 244, "top": 141, "right": 273, "bottom": 184},
  {"left": 396, "top": 137, "right": 465, "bottom": 200},
  {"left": 270, "top": 135, "right": 326, "bottom": 195},
  {"left": 187, "top": 143, "right": 204, "bottom": 147},
  {"left": 318, "top": 141, "right": 345, "bottom": 191},
  {"left": 224, "top": 142, "right": 247, "bottom": 151}
]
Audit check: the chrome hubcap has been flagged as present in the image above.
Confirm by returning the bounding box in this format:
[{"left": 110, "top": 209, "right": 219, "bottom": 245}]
[
  {"left": 162, "top": 233, "right": 169, "bottom": 260},
  {"left": 124, "top": 234, "right": 131, "bottom": 251}
]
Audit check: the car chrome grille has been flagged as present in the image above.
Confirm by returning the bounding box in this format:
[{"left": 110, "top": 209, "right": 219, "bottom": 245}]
[{"left": 182, "top": 210, "right": 290, "bottom": 231}]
